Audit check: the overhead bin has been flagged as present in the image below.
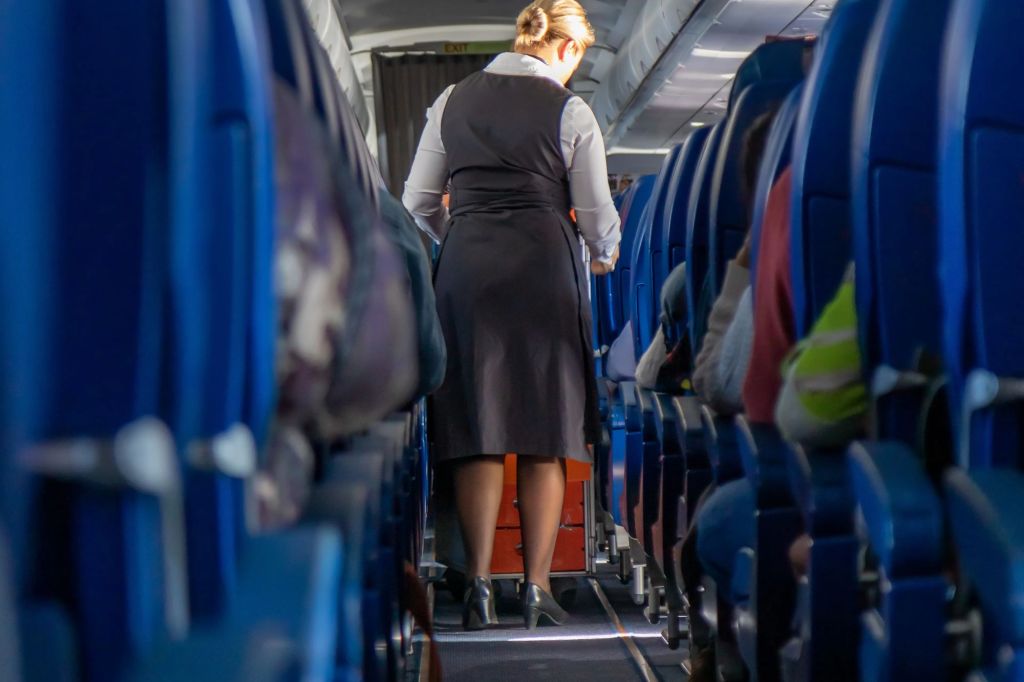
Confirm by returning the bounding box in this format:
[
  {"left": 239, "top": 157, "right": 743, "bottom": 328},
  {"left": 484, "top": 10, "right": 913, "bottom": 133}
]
[{"left": 594, "top": 0, "right": 831, "bottom": 151}]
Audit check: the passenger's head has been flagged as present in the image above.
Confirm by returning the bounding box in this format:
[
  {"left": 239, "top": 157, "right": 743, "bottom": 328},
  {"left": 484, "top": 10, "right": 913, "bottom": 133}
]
[
  {"left": 740, "top": 109, "right": 781, "bottom": 221},
  {"left": 514, "top": 0, "right": 596, "bottom": 85}
]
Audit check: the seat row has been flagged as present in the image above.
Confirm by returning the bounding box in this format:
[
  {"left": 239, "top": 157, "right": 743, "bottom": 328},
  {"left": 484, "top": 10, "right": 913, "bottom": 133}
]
[
  {"left": 591, "top": 0, "right": 1024, "bottom": 680},
  {"left": 0, "top": 1, "right": 440, "bottom": 680}
]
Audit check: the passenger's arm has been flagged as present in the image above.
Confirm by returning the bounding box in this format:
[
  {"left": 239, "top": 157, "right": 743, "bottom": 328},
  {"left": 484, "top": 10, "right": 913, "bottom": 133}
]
[
  {"left": 562, "top": 97, "right": 621, "bottom": 265},
  {"left": 774, "top": 264, "right": 867, "bottom": 450},
  {"left": 708, "top": 286, "right": 754, "bottom": 414},
  {"left": 402, "top": 85, "right": 455, "bottom": 243},
  {"left": 692, "top": 261, "right": 751, "bottom": 410}
]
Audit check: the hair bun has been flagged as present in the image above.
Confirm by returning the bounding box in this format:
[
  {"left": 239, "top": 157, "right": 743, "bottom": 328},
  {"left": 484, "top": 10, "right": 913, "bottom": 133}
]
[{"left": 521, "top": 6, "right": 548, "bottom": 43}]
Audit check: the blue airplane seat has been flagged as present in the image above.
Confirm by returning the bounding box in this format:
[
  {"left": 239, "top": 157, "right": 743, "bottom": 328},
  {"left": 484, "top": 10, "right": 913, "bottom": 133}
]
[
  {"left": 847, "top": 442, "right": 946, "bottom": 682},
  {"left": 164, "top": 0, "right": 278, "bottom": 624},
  {"left": 937, "top": 1, "right": 1024, "bottom": 679},
  {"left": 732, "top": 419, "right": 802, "bottom": 682},
  {"left": 650, "top": 139, "right": 702, "bottom": 324},
  {"left": 326, "top": 447, "right": 392, "bottom": 682},
  {"left": 0, "top": 0, "right": 60, "bottom": 580},
  {"left": 945, "top": 469, "right": 1024, "bottom": 682},
  {"left": 660, "top": 126, "right": 713, "bottom": 349},
  {"left": 708, "top": 80, "right": 799, "bottom": 302},
  {"left": 844, "top": 0, "right": 956, "bottom": 678},
  {"left": 749, "top": 85, "right": 802, "bottom": 305},
  {"left": 791, "top": 0, "right": 883, "bottom": 338},
  {"left": 18, "top": 3, "right": 199, "bottom": 679},
  {"left": 939, "top": 0, "right": 1024, "bottom": 471},
  {"left": 685, "top": 123, "right": 725, "bottom": 356},
  {"left": 631, "top": 146, "right": 684, "bottom": 360},
  {"left": 129, "top": 524, "right": 348, "bottom": 682},
  {"left": 765, "top": 3, "right": 883, "bottom": 679},
  {"left": 598, "top": 174, "right": 655, "bottom": 354},
  {"left": 852, "top": 0, "right": 953, "bottom": 445},
  {"left": 708, "top": 49, "right": 804, "bottom": 305},
  {"left": 729, "top": 39, "right": 809, "bottom": 112}
]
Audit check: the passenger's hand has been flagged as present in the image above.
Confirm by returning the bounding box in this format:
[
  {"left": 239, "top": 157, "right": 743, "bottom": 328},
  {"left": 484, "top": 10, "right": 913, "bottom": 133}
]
[
  {"left": 591, "top": 245, "right": 620, "bottom": 276},
  {"left": 735, "top": 231, "right": 754, "bottom": 269}
]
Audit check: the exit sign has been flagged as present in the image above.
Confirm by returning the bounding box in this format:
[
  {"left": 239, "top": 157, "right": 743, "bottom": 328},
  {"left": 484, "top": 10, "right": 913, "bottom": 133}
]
[{"left": 442, "top": 40, "right": 511, "bottom": 55}]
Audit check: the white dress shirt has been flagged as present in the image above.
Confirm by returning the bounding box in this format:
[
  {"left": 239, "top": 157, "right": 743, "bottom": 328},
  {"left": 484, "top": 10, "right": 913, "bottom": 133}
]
[{"left": 401, "top": 52, "right": 622, "bottom": 264}]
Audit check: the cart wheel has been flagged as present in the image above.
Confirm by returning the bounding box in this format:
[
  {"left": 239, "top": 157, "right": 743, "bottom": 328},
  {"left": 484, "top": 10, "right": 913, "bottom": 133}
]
[{"left": 551, "top": 577, "right": 579, "bottom": 610}]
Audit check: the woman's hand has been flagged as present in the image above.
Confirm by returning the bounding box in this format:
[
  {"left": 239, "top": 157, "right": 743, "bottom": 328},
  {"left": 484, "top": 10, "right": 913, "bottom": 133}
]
[{"left": 591, "top": 245, "right": 620, "bottom": 276}]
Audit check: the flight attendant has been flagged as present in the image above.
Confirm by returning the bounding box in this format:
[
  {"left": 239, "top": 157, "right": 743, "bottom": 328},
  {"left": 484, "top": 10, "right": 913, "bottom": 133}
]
[{"left": 403, "top": 0, "right": 621, "bottom": 630}]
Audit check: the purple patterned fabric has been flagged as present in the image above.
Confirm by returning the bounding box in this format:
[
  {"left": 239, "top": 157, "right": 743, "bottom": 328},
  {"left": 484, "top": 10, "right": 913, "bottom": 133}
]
[{"left": 272, "top": 80, "right": 417, "bottom": 439}]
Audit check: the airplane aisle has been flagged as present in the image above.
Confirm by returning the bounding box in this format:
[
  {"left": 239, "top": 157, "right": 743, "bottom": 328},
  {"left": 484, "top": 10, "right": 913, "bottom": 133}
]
[{"left": 418, "top": 564, "right": 689, "bottom": 681}]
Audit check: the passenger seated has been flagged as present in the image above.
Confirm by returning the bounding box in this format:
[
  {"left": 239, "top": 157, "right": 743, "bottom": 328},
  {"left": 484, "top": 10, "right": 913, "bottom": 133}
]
[
  {"left": 635, "top": 262, "right": 691, "bottom": 392},
  {"left": 775, "top": 263, "right": 865, "bottom": 450},
  {"left": 682, "top": 108, "right": 780, "bottom": 682},
  {"left": 775, "top": 262, "right": 866, "bottom": 577},
  {"left": 605, "top": 320, "right": 638, "bottom": 382}
]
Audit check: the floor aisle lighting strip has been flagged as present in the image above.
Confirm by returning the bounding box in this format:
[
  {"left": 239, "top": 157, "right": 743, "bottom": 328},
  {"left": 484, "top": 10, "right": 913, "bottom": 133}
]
[{"left": 588, "top": 578, "right": 659, "bottom": 682}]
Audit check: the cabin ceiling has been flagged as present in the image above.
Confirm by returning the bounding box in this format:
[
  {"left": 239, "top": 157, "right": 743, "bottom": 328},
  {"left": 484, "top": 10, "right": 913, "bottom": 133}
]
[
  {"left": 334, "top": 0, "right": 636, "bottom": 98},
  {"left": 333, "top": 0, "right": 834, "bottom": 159}
]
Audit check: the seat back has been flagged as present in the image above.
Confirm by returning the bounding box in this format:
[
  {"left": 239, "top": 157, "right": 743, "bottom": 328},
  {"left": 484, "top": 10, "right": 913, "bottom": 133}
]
[
  {"left": 852, "top": 0, "right": 953, "bottom": 442},
  {"left": 939, "top": 0, "right": 1024, "bottom": 469},
  {"left": 685, "top": 123, "right": 725, "bottom": 354},
  {"left": 606, "top": 175, "right": 655, "bottom": 342},
  {"left": 708, "top": 78, "right": 801, "bottom": 302},
  {"left": 729, "top": 39, "right": 808, "bottom": 110},
  {"left": 0, "top": 0, "right": 59, "bottom": 580},
  {"left": 791, "top": 0, "right": 882, "bottom": 338},
  {"left": 631, "top": 146, "right": 684, "bottom": 358},
  {"left": 749, "top": 85, "right": 802, "bottom": 305},
  {"left": 596, "top": 175, "right": 655, "bottom": 353},
  {"left": 659, "top": 125, "right": 712, "bottom": 321}
]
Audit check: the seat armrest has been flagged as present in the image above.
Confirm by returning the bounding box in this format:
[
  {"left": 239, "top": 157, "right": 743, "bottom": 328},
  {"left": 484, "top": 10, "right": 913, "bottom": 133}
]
[
  {"left": 622, "top": 381, "right": 642, "bottom": 433},
  {"left": 635, "top": 385, "right": 658, "bottom": 440},
  {"left": 653, "top": 392, "right": 683, "bottom": 457},
  {"left": 783, "top": 443, "right": 856, "bottom": 537},
  {"left": 672, "top": 396, "right": 708, "bottom": 467},
  {"left": 702, "top": 406, "right": 744, "bottom": 484},
  {"left": 848, "top": 441, "right": 943, "bottom": 577},
  {"left": 945, "top": 468, "right": 1024, "bottom": 645},
  {"left": 735, "top": 417, "right": 795, "bottom": 508}
]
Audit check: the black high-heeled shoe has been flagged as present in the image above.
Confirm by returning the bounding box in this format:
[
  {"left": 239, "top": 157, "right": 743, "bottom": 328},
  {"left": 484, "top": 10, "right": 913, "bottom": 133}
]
[
  {"left": 462, "top": 576, "right": 498, "bottom": 630},
  {"left": 522, "top": 582, "right": 568, "bottom": 629}
]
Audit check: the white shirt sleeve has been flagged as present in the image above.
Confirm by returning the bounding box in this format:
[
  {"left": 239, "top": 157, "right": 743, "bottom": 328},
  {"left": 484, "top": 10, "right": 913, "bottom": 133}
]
[
  {"left": 561, "top": 96, "right": 621, "bottom": 264},
  {"left": 402, "top": 85, "right": 455, "bottom": 243}
]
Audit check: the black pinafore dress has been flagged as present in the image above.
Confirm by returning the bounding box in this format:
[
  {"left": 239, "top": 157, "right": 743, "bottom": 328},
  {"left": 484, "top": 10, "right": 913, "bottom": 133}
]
[{"left": 430, "top": 69, "right": 600, "bottom": 463}]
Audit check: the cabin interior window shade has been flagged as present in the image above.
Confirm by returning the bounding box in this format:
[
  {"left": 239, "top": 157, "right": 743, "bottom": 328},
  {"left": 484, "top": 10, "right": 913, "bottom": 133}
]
[{"left": 373, "top": 52, "right": 496, "bottom": 196}]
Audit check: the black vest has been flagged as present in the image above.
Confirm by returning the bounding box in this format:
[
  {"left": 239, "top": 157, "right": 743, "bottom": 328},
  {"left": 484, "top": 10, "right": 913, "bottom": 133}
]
[{"left": 440, "top": 70, "right": 574, "bottom": 216}]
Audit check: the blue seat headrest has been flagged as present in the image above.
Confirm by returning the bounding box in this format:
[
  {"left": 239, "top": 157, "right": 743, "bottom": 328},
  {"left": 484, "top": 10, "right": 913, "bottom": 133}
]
[
  {"left": 685, "top": 123, "right": 725, "bottom": 351},
  {"left": 659, "top": 126, "right": 712, "bottom": 305},
  {"left": 730, "top": 40, "right": 809, "bottom": 113},
  {"left": 631, "top": 145, "right": 684, "bottom": 357},
  {"left": 613, "top": 174, "right": 656, "bottom": 331},
  {"left": 938, "top": 0, "right": 1024, "bottom": 468},
  {"left": 709, "top": 77, "right": 802, "bottom": 300}
]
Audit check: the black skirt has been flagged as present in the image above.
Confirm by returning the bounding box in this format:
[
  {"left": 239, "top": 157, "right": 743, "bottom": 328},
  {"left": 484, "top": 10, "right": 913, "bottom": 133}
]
[{"left": 430, "top": 206, "right": 599, "bottom": 463}]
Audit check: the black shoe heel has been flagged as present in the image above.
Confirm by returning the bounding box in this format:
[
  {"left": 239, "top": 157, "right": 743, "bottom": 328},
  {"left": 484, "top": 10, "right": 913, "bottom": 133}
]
[
  {"left": 522, "top": 582, "right": 568, "bottom": 629},
  {"left": 462, "top": 577, "right": 498, "bottom": 631}
]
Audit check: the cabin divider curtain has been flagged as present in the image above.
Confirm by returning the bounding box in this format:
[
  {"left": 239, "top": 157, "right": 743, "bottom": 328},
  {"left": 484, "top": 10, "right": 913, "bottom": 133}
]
[{"left": 373, "top": 53, "right": 496, "bottom": 197}]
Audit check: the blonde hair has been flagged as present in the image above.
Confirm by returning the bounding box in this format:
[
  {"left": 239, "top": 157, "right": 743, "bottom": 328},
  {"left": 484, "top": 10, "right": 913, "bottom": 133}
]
[{"left": 514, "top": 0, "right": 596, "bottom": 53}]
